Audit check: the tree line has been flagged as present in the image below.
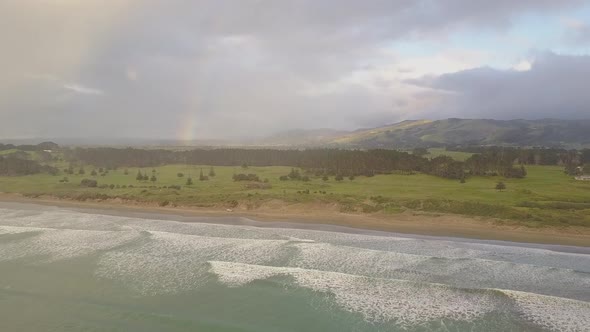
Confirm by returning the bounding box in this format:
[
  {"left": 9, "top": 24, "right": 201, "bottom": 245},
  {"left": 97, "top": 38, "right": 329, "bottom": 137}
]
[
  {"left": 64, "top": 147, "right": 528, "bottom": 180},
  {"left": 0, "top": 156, "right": 57, "bottom": 176}
]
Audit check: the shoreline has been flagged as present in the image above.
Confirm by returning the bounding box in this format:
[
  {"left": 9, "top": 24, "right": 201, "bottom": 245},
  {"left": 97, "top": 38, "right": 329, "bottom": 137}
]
[{"left": 0, "top": 193, "right": 589, "bottom": 247}]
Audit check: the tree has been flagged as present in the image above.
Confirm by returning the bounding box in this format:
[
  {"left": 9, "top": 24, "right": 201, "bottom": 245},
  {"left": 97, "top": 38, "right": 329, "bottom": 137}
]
[
  {"left": 322, "top": 175, "right": 329, "bottom": 181},
  {"left": 78, "top": 167, "right": 85, "bottom": 175},
  {"left": 136, "top": 170, "right": 143, "bottom": 181},
  {"left": 186, "top": 177, "right": 193, "bottom": 185},
  {"left": 143, "top": 174, "right": 149, "bottom": 181},
  {"left": 91, "top": 169, "right": 97, "bottom": 176},
  {"left": 288, "top": 168, "right": 301, "bottom": 180},
  {"left": 412, "top": 147, "right": 429, "bottom": 157},
  {"left": 348, "top": 175, "right": 355, "bottom": 181},
  {"left": 495, "top": 181, "right": 506, "bottom": 191},
  {"left": 209, "top": 167, "right": 216, "bottom": 177},
  {"left": 199, "top": 169, "right": 208, "bottom": 181},
  {"left": 177, "top": 172, "right": 184, "bottom": 178},
  {"left": 150, "top": 175, "right": 157, "bottom": 183},
  {"left": 335, "top": 174, "right": 344, "bottom": 181}
]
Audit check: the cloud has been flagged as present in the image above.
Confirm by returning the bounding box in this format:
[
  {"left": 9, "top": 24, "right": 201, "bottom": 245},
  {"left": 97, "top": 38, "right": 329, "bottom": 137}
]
[
  {"left": 0, "top": 1, "right": 588, "bottom": 139},
  {"left": 407, "top": 52, "right": 590, "bottom": 119},
  {"left": 63, "top": 83, "right": 104, "bottom": 95},
  {"left": 562, "top": 18, "right": 590, "bottom": 45}
]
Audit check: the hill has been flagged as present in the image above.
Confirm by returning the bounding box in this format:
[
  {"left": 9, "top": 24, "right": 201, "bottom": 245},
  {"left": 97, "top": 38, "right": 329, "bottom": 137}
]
[{"left": 268, "top": 119, "right": 590, "bottom": 148}]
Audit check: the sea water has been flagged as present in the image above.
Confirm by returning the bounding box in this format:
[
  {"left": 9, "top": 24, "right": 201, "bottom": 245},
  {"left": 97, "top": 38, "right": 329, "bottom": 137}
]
[{"left": 0, "top": 203, "right": 589, "bottom": 331}]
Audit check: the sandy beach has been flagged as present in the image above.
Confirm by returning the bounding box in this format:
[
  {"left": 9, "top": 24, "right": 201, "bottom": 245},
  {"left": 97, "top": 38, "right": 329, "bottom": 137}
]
[{"left": 0, "top": 192, "right": 589, "bottom": 247}]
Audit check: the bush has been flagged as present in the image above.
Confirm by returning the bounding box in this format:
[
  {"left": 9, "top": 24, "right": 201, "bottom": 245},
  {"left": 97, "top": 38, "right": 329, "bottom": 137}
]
[
  {"left": 177, "top": 172, "right": 184, "bottom": 178},
  {"left": 159, "top": 200, "right": 170, "bottom": 207},
  {"left": 80, "top": 179, "right": 98, "bottom": 187}
]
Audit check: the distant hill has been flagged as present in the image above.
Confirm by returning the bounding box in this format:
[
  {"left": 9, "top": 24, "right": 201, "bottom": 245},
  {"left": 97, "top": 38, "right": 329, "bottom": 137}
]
[
  {"left": 257, "top": 128, "right": 349, "bottom": 146},
  {"left": 265, "top": 119, "right": 590, "bottom": 148}
]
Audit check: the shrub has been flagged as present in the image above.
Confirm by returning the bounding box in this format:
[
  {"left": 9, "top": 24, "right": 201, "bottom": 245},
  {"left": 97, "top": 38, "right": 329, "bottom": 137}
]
[{"left": 80, "top": 179, "right": 98, "bottom": 187}]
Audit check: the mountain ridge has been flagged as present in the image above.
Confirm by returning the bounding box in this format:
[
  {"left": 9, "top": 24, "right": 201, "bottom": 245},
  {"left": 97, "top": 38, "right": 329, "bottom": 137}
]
[{"left": 263, "top": 118, "right": 590, "bottom": 148}]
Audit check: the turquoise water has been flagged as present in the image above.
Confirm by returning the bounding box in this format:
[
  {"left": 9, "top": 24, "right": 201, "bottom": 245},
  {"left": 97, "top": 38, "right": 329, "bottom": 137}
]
[{"left": 0, "top": 203, "right": 589, "bottom": 331}]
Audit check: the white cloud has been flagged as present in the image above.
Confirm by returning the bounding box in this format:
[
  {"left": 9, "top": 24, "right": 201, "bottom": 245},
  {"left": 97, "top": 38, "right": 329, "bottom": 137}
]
[
  {"left": 512, "top": 60, "right": 532, "bottom": 71},
  {"left": 63, "top": 83, "right": 104, "bottom": 95}
]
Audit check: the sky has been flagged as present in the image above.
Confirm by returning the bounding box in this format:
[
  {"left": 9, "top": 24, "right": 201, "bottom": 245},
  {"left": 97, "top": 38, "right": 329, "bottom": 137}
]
[{"left": 1, "top": 0, "right": 590, "bottom": 140}]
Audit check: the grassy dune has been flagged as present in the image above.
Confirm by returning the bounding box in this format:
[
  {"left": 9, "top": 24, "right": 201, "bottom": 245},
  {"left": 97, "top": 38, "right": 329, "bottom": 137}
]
[{"left": 1, "top": 163, "right": 589, "bottom": 228}]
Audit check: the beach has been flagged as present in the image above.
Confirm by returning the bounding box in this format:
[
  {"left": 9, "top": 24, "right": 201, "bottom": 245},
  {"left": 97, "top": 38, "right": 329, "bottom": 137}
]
[{"left": 0, "top": 192, "right": 589, "bottom": 247}]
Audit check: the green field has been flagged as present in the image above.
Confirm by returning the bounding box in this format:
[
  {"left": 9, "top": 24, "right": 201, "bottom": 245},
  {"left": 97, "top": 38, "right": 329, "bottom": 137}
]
[
  {"left": 1, "top": 161, "right": 589, "bottom": 228},
  {"left": 426, "top": 148, "right": 473, "bottom": 161},
  {"left": 0, "top": 149, "right": 19, "bottom": 156}
]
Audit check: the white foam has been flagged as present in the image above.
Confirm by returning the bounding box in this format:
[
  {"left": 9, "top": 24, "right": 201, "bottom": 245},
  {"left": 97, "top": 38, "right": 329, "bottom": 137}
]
[
  {"left": 95, "top": 231, "right": 293, "bottom": 295},
  {"left": 0, "top": 227, "right": 141, "bottom": 262},
  {"left": 504, "top": 290, "right": 590, "bottom": 332},
  {"left": 209, "top": 261, "right": 499, "bottom": 326}
]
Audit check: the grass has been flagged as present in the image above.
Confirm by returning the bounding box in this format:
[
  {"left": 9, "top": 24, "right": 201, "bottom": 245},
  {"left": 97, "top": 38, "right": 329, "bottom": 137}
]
[
  {"left": 1, "top": 163, "right": 589, "bottom": 228},
  {"left": 0, "top": 149, "right": 19, "bottom": 156}
]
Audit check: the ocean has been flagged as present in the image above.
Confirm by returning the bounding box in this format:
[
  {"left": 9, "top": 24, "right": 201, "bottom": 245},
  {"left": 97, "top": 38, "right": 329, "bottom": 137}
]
[{"left": 0, "top": 202, "right": 588, "bottom": 332}]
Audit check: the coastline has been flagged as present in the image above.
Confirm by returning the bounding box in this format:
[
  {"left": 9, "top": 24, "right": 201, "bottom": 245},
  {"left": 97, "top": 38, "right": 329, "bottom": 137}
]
[{"left": 0, "top": 192, "right": 589, "bottom": 247}]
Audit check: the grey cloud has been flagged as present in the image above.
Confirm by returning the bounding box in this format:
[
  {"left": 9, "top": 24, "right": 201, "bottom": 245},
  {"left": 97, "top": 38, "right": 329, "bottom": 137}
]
[
  {"left": 0, "top": 1, "right": 587, "bottom": 139},
  {"left": 407, "top": 52, "right": 590, "bottom": 119}
]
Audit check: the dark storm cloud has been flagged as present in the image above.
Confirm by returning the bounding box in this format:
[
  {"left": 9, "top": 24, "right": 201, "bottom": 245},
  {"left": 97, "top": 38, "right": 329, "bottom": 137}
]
[
  {"left": 0, "top": 0, "right": 587, "bottom": 139},
  {"left": 407, "top": 52, "right": 590, "bottom": 119}
]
